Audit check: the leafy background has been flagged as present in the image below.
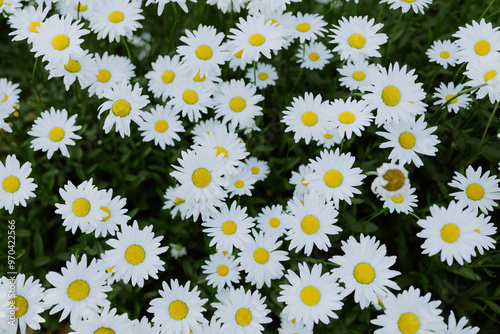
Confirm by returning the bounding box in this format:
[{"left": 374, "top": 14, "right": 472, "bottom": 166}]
[{"left": 1, "top": 0, "right": 499, "bottom": 332}]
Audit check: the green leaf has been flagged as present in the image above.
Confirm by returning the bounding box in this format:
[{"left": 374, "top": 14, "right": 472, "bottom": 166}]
[{"left": 448, "top": 267, "right": 481, "bottom": 281}]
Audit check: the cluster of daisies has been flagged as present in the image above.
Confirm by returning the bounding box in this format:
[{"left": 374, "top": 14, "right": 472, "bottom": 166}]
[{"left": 1, "top": 0, "right": 500, "bottom": 333}]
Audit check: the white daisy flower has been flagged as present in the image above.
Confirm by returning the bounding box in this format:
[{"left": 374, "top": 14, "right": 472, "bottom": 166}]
[
  {"left": 169, "top": 243, "right": 187, "bottom": 259},
  {"left": 148, "top": 279, "right": 207, "bottom": 334},
  {"left": 28, "top": 107, "right": 82, "bottom": 159},
  {"left": 69, "top": 306, "right": 134, "bottom": 334},
  {"left": 305, "top": 148, "right": 366, "bottom": 207},
  {"left": 278, "top": 313, "right": 312, "bottom": 334},
  {"left": 289, "top": 164, "right": 313, "bottom": 199},
  {"left": 240, "top": 157, "right": 270, "bottom": 182},
  {"left": 0, "top": 115, "right": 11, "bottom": 133},
  {"left": 138, "top": 104, "right": 185, "bottom": 149},
  {"left": 183, "top": 66, "right": 222, "bottom": 94},
  {"left": 88, "top": 0, "right": 144, "bottom": 42},
  {"left": 328, "top": 97, "right": 373, "bottom": 140},
  {"left": 0, "top": 155, "right": 37, "bottom": 214},
  {"left": 30, "top": 14, "right": 89, "bottom": 65},
  {"left": 8, "top": 5, "right": 50, "bottom": 43},
  {"left": 213, "top": 79, "right": 264, "bottom": 131},
  {"left": 448, "top": 165, "right": 500, "bottom": 214},
  {"left": 86, "top": 188, "right": 130, "bottom": 238},
  {"left": 214, "top": 286, "right": 271, "bottom": 334},
  {"left": 436, "top": 311, "right": 479, "bottom": 334},
  {"left": 206, "top": 0, "right": 245, "bottom": 13},
  {"left": 283, "top": 192, "right": 342, "bottom": 255},
  {"left": 464, "top": 54, "right": 500, "bottom": 103},
  {"left": 127, "top": 31, "right": 153, "bottom": 61},
  {"left": 162, "top": 185, "right": 185, "bottom": 219},
  {"left": 371, "top": 286, "right": 446, "bottom": 333},
  {"left": 329, "top": 16, "right": 388, "bottom": 62},
  {"left": 167, "top": 79, "right": 214, "bottom": 122},
  {"left": 371, "top": 162, "right": 410, "bottom": 199},
  {"left": 0, "top": 78, "right": 21, "bottom": 113},
  {"left": 191, "top": 118, "right": 227, "bottom": 137},
  {"left": 145, "top": 0, "right": 197, "bottom": 14},
  {"left": 226, "top": 169, "right": 257, "bottom": 198},
  {"left": 282, "top": 92, "right": 332, "bottom": 144},
  {"left": 45, "top": 51, "right": 98, "bottom": 91},
  {"left": 362, "top": 62, "right": 427, "bottom": 126},
  {"left": 225, "top": 41, "right": 251, "bottom": 71},
  {"left": 291, "top": 12, "right": 327, "bottom": 43},
  {"left": 0, "top": 0, "right": 22, "bottom": 15},
  {"left": 201, "top": 252, "right": 241, "bottom": 290},
  {"left": 54, "top": 179, "right": 106, "bottom": 234},
  {"left": 376, "top": 116, "right": 440, "bottom": 168},
  {"left": 453, "top": 19, "right": 500, "bottom": 66},
  {"left": 255, "top": 204, "right": 287, "bottom": 239},
  {"left": 296, "top": 41, "right": 333, "bottom": 70},
  {"left": 237, "top": 229, "right": 289, "bottom": 289},
  {"left": 471, "top": 213, "right": 497, "bottom": 256},
  {"left": 246, "top": 0, "right": 300, "bottom": 14},
  {"left": 245, "top": 62, "right": 278, "bottom": 89},
  {"left": 380, "top": 186, "right": 418, "bottom": 214},
  {"left": 202, "top": 201, "right": 255, "bottom": 253},
  {"left": 330, "top": 234, "right": 401, "bottom": 309},
  {"left": 56, "top": 0, "right": 93, "bottom": 20},
  {"left": 227, "top": 15, "right": 285, "bottom": 62},
  {"left": 97, "top": 82, "right": 150, "bottom": 138},
  {"left": 380, "top": 0, "right": 433, "bottom": 14},
  {"left": 88, "top": 52, "right": 136, "bottom": 98},
  {"left": 44, "top": 254, "right": 111, "bottom": 323},
  {"left": 255, "top": 8, "right": 296, "bottom": 42},
  {"left": 131, "top": 316, "right": 158, "bottom": 334},
  {"left": 432, "top": 82, "right": 472, "bottom": 114},
  {"left": 278, "top": 263, "right": 344, "bottom": 330},
  {"left": 426, "top": 39, "right": 461, "bottom": 69},
  {"left": 338, "top": 60, "right": 380, "bottom": 92},
  {"left": 316, "top": 127, "right": 343, "bottom": 149},
  {"left": 105, "top": 221, "right": 167, "bottom": 287},
  {"left": 416, "top": 201, "right": 496, "bottom": 265}
]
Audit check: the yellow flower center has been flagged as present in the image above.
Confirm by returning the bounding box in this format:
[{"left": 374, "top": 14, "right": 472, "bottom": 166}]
[
  {"left": 96, "top": 69, "right": 111, "bottom": 82},
  {"left": 445, "top": 94, "right": 457, "bottom": 103},
  {"left": 168, "top": 300, "right": 189, "bottom": 320},
  {"left": 193, "top": 71, "right": 206, "bottom": 82},
  {"left": 269, "top": 217, "right": 280, "bottom": 227},
  {"left": 258, "top": 72, "right": 268, "bottom": 80},
  {"left": 182, "top": 89, "right": 198, "bottom": 105},
  {"left": 352, "top": 71, "right": 366, "bottom": 81},
  {"left": 484, "top": 70, "right": 497, "bottom": 82},
  {"left": 234, "top": 50, "right": 243, "bottom": 58},
  {"left": 192, "top": 168, "right": 211, "bottom": 188},
  {"left": 94, "top": 328, "right": 115, "bottom": 334},
  {"left": 402, "top": 0, "right": 416, "bottom": 2},
  {"left": 265, "top": 18, "right": 278, "bottom": 26},
  {"left": 175, "top": 197, "right": 184, "bottom": 205},
  {"left": 67, "top": 279, "right": 90, "bottom": 301},
  {"left": 253, "top": 248, "right": 269, "bottom": 264},
  {"left": 248, "top": 33, "right": 265, "bottom": 46},
  {"left": 9, "top": 296, "right": 28, "bottom": 318},
  {"left": 302, "top": 177, "right": 309, "bottom": 186},
  {"left": 235, "top": 308, "right": 252, "bottom": 326},
  {"left": 195, "top": 45, "right": 213, "bottom": 60},
  {"left": 108, "top": 11, "right": 124, "bottom": 23},
  {"left": 301, "top": 111, "right": 318, "bottom": 126},
  {"left": 381, "top": 85, "right": 401, "bottom": 106},
  {"left": 338, "top": 111, "right": 355, "bottom": 124},
  {"left": 300, "top": 285, "right": 321, "bottom": 306},
  {"left": 112, "top": 100, "right": 131, "bottom": 117},
  {"left": 297, "top": 23, "right": 311, "bottom": 32},
  {"left": 474, "top": 40, "right": 491, "bottom": 56},
  {"left": 155, "top": 120, "right": 169, "bottom": 133},
  {"left": 100, "top": 206, "right": 111, "bottom": 221},
  {"left": 1, "top": 94, "right": 7, "bottom": 102},
  {"left": 64, "top": 59, "right": 81, "bottom": 73},
  {"left": 52, "top": 34, "right": 70, "bottom": 51},
  {"left": 125, "top": 244, "right": 146, "bottom": 265},
  {"left": 466, "top": 183, "right": 484, "bottom": 200},
  {"left": 440, "top": 223, "right": 460, "bottom": 243},
  {"left": 222, "top": 220, "right": 237, "bottom": 235},
  {"left": 398, "top": 132, "right": 416, "bottom": 149},
  {"left": 348, "top": 33, "right": 366, "bottom": 49},
  {"left": 217, "top": 264, "right": 229, "bottom": 276},
  {"left": 440, "top": 51, "right": 450, "bottom": 59},
  {"left": 214, "top": 146, "right": 228, "bottom": 158},
  {"left": 353, "top": 262, "right": 375, "bottom": 284},
  {"left": 230, "top": 96, "right": 246, "bottom": 112},
  {"left": 29, "top": 21, "right": 41, "bottom": 33},
  {"left": 309, "top": 52, "right": 320, "bottom": 61},
  {"left": 391, "top": 195, "right": 404, "bottom": 203},
  {"left": 72, "top": 198, "right": 91, "bottom": 217},
  {"left": 74, "top": 4, "right": 88, "bottom": 11},
  {"left": 382, "top": 169, "right": 405, "bottom": 191},
  {"left": 49, "top": 127, "right": 65, "bottom": 142},
  {"left": 324, "top": 133, "right": 333, "bottom": 139},
  {"left": 301, "top": 215, "right": 320, "bottom": 235},
  {"left": 2, "top": 176, "right": 20, "bottom": 193},
  {"left": 162, "top": 70, "right": 175, "bottom": 84},
  {"left": 324, "top": 169, "right": 343, "bottom": 188},
  {"left": 251, "top": 167, "right": 259, "bottom": 174},
  {"left": 398, "top": 312, "right": 420, "bottom": 334},
  {"left": 234, "top": 180, "right": 244, "bottom": 188}
]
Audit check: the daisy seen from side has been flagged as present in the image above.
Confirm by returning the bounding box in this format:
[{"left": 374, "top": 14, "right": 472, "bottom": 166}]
[{"left": 463, "top": 53, "right": 500, "bottom": 103}]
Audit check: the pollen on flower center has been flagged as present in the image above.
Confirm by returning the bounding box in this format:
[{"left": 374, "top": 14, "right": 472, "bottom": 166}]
[
  {"left": 182, "top": 89, "right": 198, "bottom": 105},
  {"left": 234, "top": 180, "right": 244, "bottom": 188},
  {"left": 64, "top": 59, "right": 81, "bottom": 73},
  {"left": 398, "top": 312, "right": 420, "bottom": 334},
  {"left": 440, "top": 51, "right": 450, "bottom": 59},
  {"left": 29, "top": 21, "right": 41, "bottom": 33},
  {"left": 72, "top": 198, "right": 91, "bottom": 217},
  {"left": 100, "top": 206, "right": 111, "bottom": 221},
  {"left": 440, "top": 223, "right": 460, "bottom": 243},
  {"left": 96, "top": 69, "right": 111, "bottom": 82},
  {"left": 324, "top": 133, "right": 333, "bottom": 139},
  {"left": 230, "top": 96, "right": 246, "bottom": 112},
  {"left": 49, "top": 127, "right": 65, "bottom": 142},
  {"left": 324, "top": 169, "right": 343, "bottom": 188},
  {"left": 251, "top": 167, "right": 259, "bottom": 174},
  {"left": 112, "top": 100, "right": 131, "bottom": 117},
  {"left": 300, "top": 285, "right": 321, "bottom": 306},
  {"left": 253, "top": 248, "right": 270, "bottom": 264},
  {"left": 74, "top": 4, "right": 88, "bottom": 11},
  {"left": 338, "top": 111, "right": 355, "bottom": 124},
  {"left": 466, "top": 183, "right": 484, "bottom": 200},
  {"left": 445, "top": 94, "right": 458, "bottom": 103},
  {"left": 402, "top": 0, "right": 416, "bottom": 2},
  {"left": 301, "top": 111, "right": 318, "bottom": 126},
  {"left": 392, "top": 195, "right": 404, "bottom": 203},
  {"left": 301, "top": 215, "right": 320, "bottom": 235},
  {"left": 217, "top": 264, "right": 229, "bottom": 276},
  {"left": 162, "top": 70, "right": 175, "bottom": 84},
  {"left": 352, "top": 71, "right": 366, "bottom": 81},
  {"left": 193, "top": 71, "right": 206, "bottom": 82},
  {"left": 258, "top": 72, "right": 268, "bottom": 80},
  {"left": 234, "top": 50, "right": 243, "bottom": 58},
  {"left": 235, "top": 308, "right": 252, "bottom": 327},
  {"left": 108, "top": 11, "right": 125, "bottom": 23},
  {"left": 248, "top": 33, "right": 265, "bottom": 46},
  {"left": 484, "top": 70, "right": 497, "bottom": 82},
  {"left": 67, "top": 279, "right": 90, "bottom": 301},
  {"left": 125, "top": 244, "right": 146, "bottom": 265},
  {"left": 94, "top": 327, "right": 115, "bottom": 334},
  {"left": 214, "top": 146, "right": 228, "bottom": 158},
  {"left": 10, "top": 296, "right": 28, "bottom": 318},
  {"left": 1, "top": 94, "right": 7, "bottom": 102},
  {"left": 154, "top": 120, "right": 169, "bottom": 133},
  {"left": 381, "top": 85, "right": 401, "bottom": 106},
  {"left": 382, "top": 169, "right": 405, "bottom": 191},
  {"left": 398, "top": 132, "right": 416, "bottom": 149},
  {"left": 348, "top": 33, "right": 367, "bottom": 49},
  {"left": 196, "top": 45, "right": 213, "bottom": 60},
  {"left": 269, "top": 217, "right": 280, "bottom": 227},
  {"left": 222, "top": 220, "right": 237, "bottom": 235},
  {"left": 353, "top": 262, "right": 376, "bottom": 284},
  {"left": 168, "top": 300, "right": 189, "bottom": 320},
  {"left": 474, "top": 40, "right": 491, "bottom": 56},
  {"left": 192, "top": 168, "right": 211, "bottom": 188},
  {"left": 52, "top": 34, "right": 70, "bottom": 51},
  {"left": 309, "top": 52, "right": 320, "bottom": 61},
  {"left": 3, "top": 176, "right": 20, "bottom": 193}
]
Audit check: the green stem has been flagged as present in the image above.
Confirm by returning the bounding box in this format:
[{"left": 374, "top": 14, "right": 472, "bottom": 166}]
[
  {"left": 471, "top": 101, "right": 499, "bottom": 162},
  {"left": 253, "top": 61, "right": 257, "bottom": 85},
  {"left": 408, "top": 212, "right": 421, "bottom": 220},
  {"left": 452, "top": 62, "right": 466, "bottom": 82},
  {"left": 479, "top": 0, "right": 497, "bottom": 20},
  {"left": 121, "top": 36, "right": 132, "bottom": 61},
  {"left": 384, "top": 12, "right": 403, "bottom": 63},
  {"left": 77, "top": 2, "right": 81, "bottom": 20},
  {"left": 290, "top": 67, "right": 304, "bottom": 97}
]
